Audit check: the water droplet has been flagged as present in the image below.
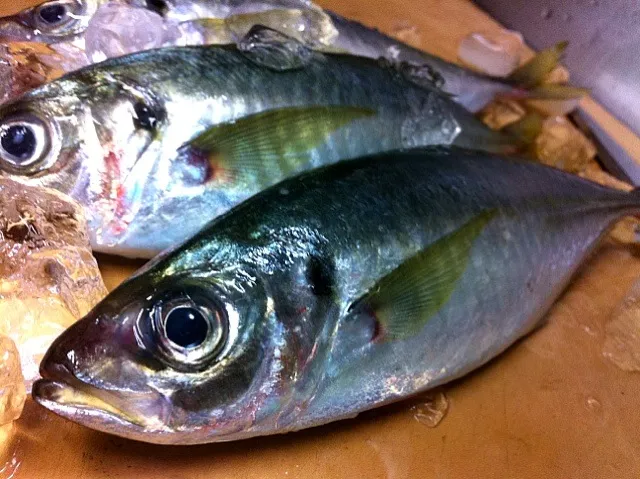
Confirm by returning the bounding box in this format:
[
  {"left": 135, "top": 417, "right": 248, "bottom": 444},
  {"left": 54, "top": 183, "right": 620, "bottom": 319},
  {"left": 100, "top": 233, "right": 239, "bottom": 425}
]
[
  {"left": 540, "top": 6, "right": 554, "bottom": 19},
  {"left": 586, "top": 396, "right": 601, "bottom": 412},
  {"left": 410, "top": 390, "right": 448, "bottom": 428}
]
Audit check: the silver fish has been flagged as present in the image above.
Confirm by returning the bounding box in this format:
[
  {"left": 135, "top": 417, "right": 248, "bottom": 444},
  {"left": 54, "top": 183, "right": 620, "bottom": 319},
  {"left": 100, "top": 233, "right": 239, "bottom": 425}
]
[
  {"left": 33, "top": 147, "right": 640, "bottom": 444},
  {"left": 0, "top": 32, "right": 515, "bottom": 258},
  {"left": 0, "top": 0, "right": 577, "bottom": 109}
]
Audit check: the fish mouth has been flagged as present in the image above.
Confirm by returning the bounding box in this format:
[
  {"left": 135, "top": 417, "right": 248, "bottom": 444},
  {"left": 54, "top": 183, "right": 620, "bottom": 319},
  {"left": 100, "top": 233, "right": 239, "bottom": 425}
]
[
  {"left": 33, "top": 379, "right": 150, "bottom": 432},
  {"left": 32, "top": 362, "right": 178, "bottom": 444}
]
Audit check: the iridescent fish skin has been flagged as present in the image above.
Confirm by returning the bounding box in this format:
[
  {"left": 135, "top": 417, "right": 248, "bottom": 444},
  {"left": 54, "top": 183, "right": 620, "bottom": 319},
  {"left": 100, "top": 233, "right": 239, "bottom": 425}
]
[
  {"left": 33, "top": 148, "right": 640, "bottom": 444},
  {"left": 0, "top": 42, "right": 511, "bottom": 257},
  {"left": 0, "top": 0, "right": 551, "bottom": 111}
]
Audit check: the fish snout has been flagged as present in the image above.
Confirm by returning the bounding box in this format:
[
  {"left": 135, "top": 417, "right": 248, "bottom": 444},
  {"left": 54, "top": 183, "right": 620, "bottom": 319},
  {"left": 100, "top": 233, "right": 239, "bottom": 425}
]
[
  {"left": 38, "top": 311, "right": 119, "bottom": 383},
  {"left": 34, "top": 310, "right": 179, "bottom": 438},
  {"left": 0, "top": 15, "right": 35, "bottom": 43}
]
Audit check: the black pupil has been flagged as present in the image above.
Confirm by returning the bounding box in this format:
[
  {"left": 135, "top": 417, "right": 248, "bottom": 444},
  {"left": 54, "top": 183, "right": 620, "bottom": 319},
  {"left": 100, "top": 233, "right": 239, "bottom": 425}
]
[
  {"left": 1, "top": 125, "right": 36, "bottom": 161},
  {"left": 165, "top": 306, "right": 209, "bottom": 349},
  {"left": 38, "top": 4, "right": 67, "bottom": 24},
  {"left": 133, "top": 102, "right": 158, "bottom": 131}
]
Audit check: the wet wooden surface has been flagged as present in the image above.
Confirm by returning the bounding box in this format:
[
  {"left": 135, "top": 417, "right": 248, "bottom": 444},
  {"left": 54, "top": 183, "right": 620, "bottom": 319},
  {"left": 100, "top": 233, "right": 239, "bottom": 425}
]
[{"left": 2, "top": 0, "right": 640, "bottom": 478}]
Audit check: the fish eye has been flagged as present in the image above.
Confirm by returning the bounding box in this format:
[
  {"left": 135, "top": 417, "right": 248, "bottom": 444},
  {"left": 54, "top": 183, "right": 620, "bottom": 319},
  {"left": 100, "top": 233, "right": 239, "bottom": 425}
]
[
  {"left": 0, "top": 114, "right": 51, "bottom": 172},
  {"left": 33, "top": 0, "right": 83, "bottom": 33},
  {"left": 152, "top": 292, "right": 228, "bottom": 367}
]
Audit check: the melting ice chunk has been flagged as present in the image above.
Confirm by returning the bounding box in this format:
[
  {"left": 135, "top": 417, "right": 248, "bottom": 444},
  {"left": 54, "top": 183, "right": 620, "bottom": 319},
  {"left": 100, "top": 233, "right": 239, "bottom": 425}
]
[
  {"left": 410, "top": 389, "right": 449, "bottom": 428},
  {"left": 0, "top": 178, "right": 107, "bottom": 391},
  {"left": 458, "top": 30, "right": 524, "bottom": 77},
  {"left": 85, "top": 3, "right": 166, "bottom": 63},
  {"left": 0, "top": 336, "right": 25, "bottom": 426}
]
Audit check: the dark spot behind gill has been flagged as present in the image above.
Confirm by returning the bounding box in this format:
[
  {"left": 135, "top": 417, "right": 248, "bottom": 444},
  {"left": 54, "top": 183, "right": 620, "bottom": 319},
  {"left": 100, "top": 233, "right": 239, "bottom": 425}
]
[
  {"left": 306, "top": 254, "right": 335, "bottom": 297},
  {"left": 145, "top": 0, "right": 168, "bottom": 16},
  {"left": 133, "top": 101, "right": 164, "bottom": 131}
]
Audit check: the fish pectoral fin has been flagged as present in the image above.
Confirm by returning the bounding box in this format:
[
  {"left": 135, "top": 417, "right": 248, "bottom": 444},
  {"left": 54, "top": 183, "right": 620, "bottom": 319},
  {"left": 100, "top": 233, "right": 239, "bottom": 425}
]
[
  {"left": 185, "top": 106, "right": 376, "bottom": 182},
  {"left": 351, "top": 210, "right": 497, "bottom": 341},
  {"left": 507, "top": 41, "right": 568, "bottom": 88},
  {"left": 238, "top": 25, "right": 314, "bottom": 71}
]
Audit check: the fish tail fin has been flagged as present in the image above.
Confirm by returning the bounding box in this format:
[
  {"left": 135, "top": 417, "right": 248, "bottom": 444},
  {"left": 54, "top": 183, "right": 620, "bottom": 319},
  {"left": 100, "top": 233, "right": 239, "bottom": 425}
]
[
  {"left": 501, "top": 41, "right": 588, "bottom": 101},
  {"left": 508, "top": 41, "right": 568, "bottom": 88}
]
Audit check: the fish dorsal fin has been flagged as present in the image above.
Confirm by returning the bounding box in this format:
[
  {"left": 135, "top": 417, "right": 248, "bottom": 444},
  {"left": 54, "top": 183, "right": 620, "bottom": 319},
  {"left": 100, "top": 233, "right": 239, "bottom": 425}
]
[
  {"left": 238, "top": 25, "right": 314, "bottom": 71},
  {"left": 351, "top": 210, "right": 497, "bottom": 341},
  {"left": 183, "top": 106, "right": 376, "bottom": 184}
]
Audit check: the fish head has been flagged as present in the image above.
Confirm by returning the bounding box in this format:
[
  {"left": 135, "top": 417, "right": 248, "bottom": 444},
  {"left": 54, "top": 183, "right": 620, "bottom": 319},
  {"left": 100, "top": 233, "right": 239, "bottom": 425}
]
[
  {"left": 0, "top": 0, "right": 100, "bottom": 44},
  {"left": 0, "top": 69, "right": 171, "bottom": 253},
  {"left": 32, "top": 258, "right": 286, "bottom": 444}
]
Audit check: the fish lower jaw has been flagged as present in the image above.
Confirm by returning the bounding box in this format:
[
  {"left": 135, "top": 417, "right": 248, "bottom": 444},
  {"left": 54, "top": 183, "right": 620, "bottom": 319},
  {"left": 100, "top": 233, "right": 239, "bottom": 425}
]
[{"left": 31, "top": 379, "right": 174, "bottom": 442}]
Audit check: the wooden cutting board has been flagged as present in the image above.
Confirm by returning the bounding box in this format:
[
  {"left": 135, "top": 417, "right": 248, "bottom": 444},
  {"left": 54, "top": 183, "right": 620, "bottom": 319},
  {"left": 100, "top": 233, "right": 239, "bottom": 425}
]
[{"left": 3, "top": 0, "right": 640, "bottom": 478}]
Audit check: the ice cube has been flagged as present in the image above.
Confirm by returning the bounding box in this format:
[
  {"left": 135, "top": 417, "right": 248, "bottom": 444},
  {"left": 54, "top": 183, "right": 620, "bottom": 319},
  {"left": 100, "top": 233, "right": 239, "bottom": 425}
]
[
  {"left": 458, "top": 29, "right": 524, "bottom": 77},
  {"left": 0, "top": 178, "right": 107, "bottom": 390},
  {"left": 409, "top": 389, "right": 448, "bottom": 428},
  {"left": 44, "top": 43, "right": 90, "bottom": 72},
  {"left": 0, "top": 336, "right": 25, "bottom": 426},
  {"left": 193, "top": 7, "right": 337, "bottom": 48},
  {"left": 163, "top": 19, "right": 206, "bottom": 47},
  {"left": 85, "top": 3, "right": 165, "bottom": 63}
]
